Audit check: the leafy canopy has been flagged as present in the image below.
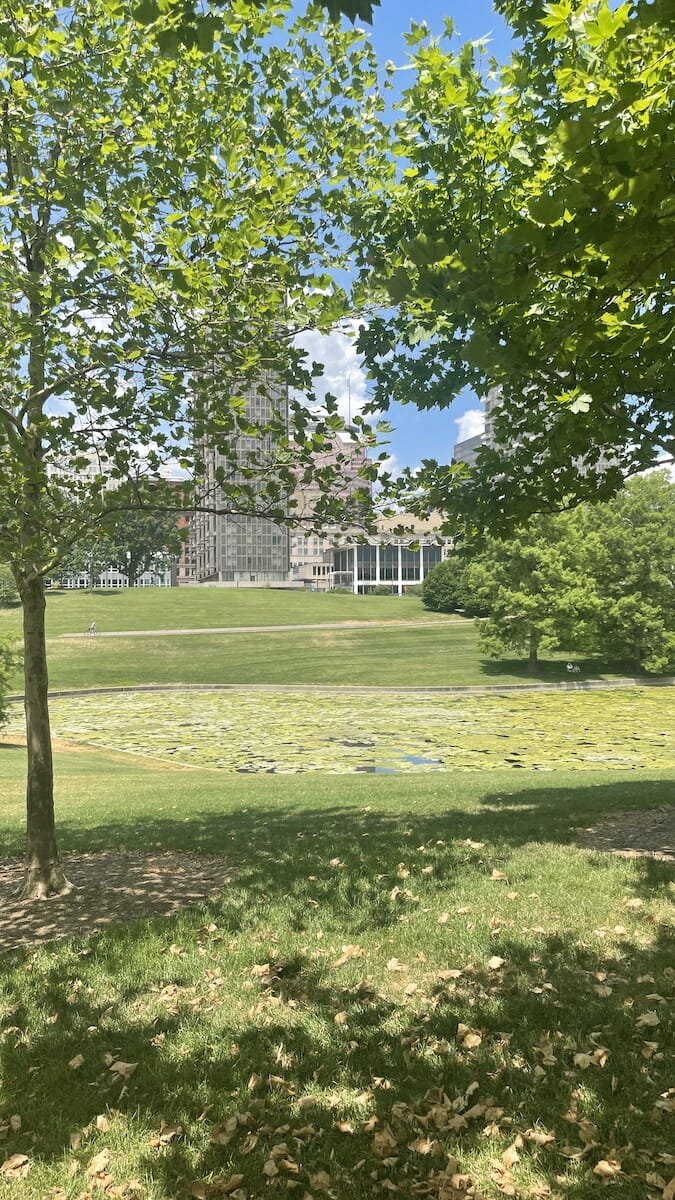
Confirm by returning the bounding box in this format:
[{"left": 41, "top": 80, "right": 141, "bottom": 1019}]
[
  {"left": 128, "top": 0, "right": 382, "bottom": 57},
  {"left": 356, "top": 0, "right": 675, "bottom": 536},
  {"left": 0, "top": 0, "right": 389, "bottom": 584}
]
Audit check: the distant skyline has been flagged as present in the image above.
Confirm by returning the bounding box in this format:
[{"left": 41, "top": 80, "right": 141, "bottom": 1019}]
[{"left": 298, "top": 1, "right": 516, "bottom": 475}]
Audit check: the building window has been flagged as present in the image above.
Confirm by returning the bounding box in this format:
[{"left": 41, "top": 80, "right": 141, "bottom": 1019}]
[
  {"left": 356, "top": 544, "right": 376, "bottom": 581},
  {"left": 379, "top": 544, "right": 398, "bottom": 581}
]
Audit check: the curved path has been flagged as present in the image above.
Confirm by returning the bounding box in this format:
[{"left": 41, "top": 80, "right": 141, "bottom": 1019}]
[{"left": 61, "top": 618, "right": 458, "bottom": 638}]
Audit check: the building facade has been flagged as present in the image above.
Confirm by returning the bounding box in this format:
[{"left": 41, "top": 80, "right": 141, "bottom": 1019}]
[
  {"left": 189, "top": 372, "right": 290, "bottom": 585},
  {"left": 289, "top": 436, "right": 371, "bottom": 591},
  {"left": 332, "top": 515, "right": 451, "bottom": 595}
]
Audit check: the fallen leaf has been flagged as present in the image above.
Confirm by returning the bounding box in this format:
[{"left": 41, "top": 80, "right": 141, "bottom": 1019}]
[
  {"left": 87, "top": 1148, "right": 111, "bottom": 1178},
  {"left": 0, "top": 1154, "right": 30, "bottom": 1180},
  {"left": 664, "top": 1179, "right": 675, "bottom": 1200},
  {"left": 594, "top": 1159, "right": 622, "bottom": 1178},
  {"left": 502, "top": 1141, "right": 521, "bottom": 1168},
  {"left": 107, "top": 1060, "right": 138, "bottom": 1080},
  {"left": 262, "top": 1159, "right": 279, "bottom": 1177},
  {"left": 69, "top": 1054, "right": 85, "bottom": 1070},
  {"left": 636, "top": 1011, "right": 660, "bottom": 1028},
  {"left": 373, "top": 1125, "right": 398, "bottom": 1156},
  {"left": 386, "top": 957, "right": 406, "bottom": 972},
  {"left": 523, "top": 1128, "right": 555, "bottom": 1147},
  {"left": 491, "top": 870, "right": 508, "bottom": 881},
  {"left": 9, "top": 1117, "right": 20, "bottom": 1134},
  {"left": 488, "top": 956, "right": 506, "bottom": 971},
  {"left": 213, "top": 1176, "right": 244, "bottom": 1195},
  {"left": 332, "top": 944, "right": 365, "bottom": 968},
  {"left": 149, "top": 1122, "right": 182, "bottom": 1147}
]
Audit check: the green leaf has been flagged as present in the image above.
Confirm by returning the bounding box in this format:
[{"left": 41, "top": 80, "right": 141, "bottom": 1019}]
[{"left": 510, "top": 143, "right": 533, "bottom": 167}]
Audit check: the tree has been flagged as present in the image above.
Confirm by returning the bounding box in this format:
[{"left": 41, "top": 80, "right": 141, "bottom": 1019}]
[
  {"left": 0, "top": 565, "right": 19, "bottom": 607},
  {"left": 421, "top": 556, "right": 467, "bottom": 613},
  {"left": 356, "top": 0, "right": 675, "bottom": 536},
  {"left": 58, "top": 539, "right": 117, "bottom": 591},
  {"left": 105, "top": 510, "right": 184, "bottom": 588},
  {"left": 0, "top": 0, "right": 388, "bottom": 897},
  {"left": 568, "top": 471, "right": 675, "bottom": 672},
  {"left": 0, "top": 638, "right": 21, "bottom": 730},
  {"left": 127, "top": 0, "right": 382, "bottom": 59},
  {"left": 463, "top": 517, "right": 598, "bottom": 672}
]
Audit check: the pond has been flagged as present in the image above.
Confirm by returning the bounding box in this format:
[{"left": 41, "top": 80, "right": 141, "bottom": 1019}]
[{"left": 6, "top": 688, "right": 674, "bottom": 774}]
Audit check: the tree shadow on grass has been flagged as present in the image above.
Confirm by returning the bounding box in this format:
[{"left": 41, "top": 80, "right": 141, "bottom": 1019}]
[
  {"left": 0, "top": 777, "right": 672, "bottom": 1196},
  {"left": 0, "top": 919, "right": 671, "bottom": 1199},
  {"left": 476, "top": 655, "right": 647, "bottom": 682}
]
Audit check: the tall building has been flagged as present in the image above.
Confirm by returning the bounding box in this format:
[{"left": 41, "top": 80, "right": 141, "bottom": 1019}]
[
  {"left": 289, "top": 436, "right": 371, "bottom": 590},
  {"left": 190, "top": 371, "right": 290, "bottom": 585},
  {"left": 453, "top": 386, "right": 501, "bottom": 464}
]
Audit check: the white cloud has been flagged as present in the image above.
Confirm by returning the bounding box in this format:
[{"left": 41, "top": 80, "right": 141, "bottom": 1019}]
[
  {"left": 454, "top": 407, "right": 485, "bottom": 442},
  {"left": 294, "top": 321, "right": 369, "bottom": 425}
]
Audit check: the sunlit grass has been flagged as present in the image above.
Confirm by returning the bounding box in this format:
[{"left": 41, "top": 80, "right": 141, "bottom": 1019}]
[{"left": 0, "top": 746, "right": 673, "bottom": 1199}]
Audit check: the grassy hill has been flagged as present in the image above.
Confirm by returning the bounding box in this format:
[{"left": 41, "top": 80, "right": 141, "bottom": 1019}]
[{"left": 0, "top": 587, "right": 441, "bottom": 638}]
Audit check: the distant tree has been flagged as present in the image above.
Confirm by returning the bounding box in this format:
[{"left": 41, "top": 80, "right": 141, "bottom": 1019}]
[
  {"left": 58, "top": 540, "right": 115, "bottom": 592},
  {"left": 103, "top": 509, "right": 184, "bottom": 588},
  {"left": 422, "top": 557, "right": 466, "bottom": 613},
  {"left": 569, "top": 472, "right": 675, "bottom": 673},
  {"left": 0, "top": 638, "right": 21, "bottom": 729},
  {"left": 0, "top": 565, "right": 19, "bottom": 607},
  {"left": 464, "top": 517, "right": 598, "bottom": 672}
]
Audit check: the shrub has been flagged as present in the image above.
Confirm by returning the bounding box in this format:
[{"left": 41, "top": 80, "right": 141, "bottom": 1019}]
[{"left": 422, "top": 557, "right": 467, "bottom": 613}]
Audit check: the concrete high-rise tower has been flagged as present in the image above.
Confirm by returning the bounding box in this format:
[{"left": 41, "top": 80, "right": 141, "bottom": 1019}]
[{"left": 190, "top": 370, "right": 290, "bottom": 585}]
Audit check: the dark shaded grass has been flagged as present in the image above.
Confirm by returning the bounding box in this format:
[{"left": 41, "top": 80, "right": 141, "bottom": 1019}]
[{"left": 0, "top": 751, "right": 672, "bottom": 1198}]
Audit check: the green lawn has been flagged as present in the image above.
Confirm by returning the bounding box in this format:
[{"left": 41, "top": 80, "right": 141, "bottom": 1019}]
[
  {"left": 2, "top": 587, "right": 673, "bottom": 1198},
  {"left": 0, "top": 746, "right": 673, "bottom": 1199},
  {"left": 0, "top": 587, "right": 440, "bottom": 639},
  {"left": 4, "top": 622, "right": 647, "bottom": 693}
]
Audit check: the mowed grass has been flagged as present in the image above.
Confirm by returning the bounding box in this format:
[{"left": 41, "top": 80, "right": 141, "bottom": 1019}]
[
  {"left": 4, "top": 623, "right": 644, "bottom": 693},
  {"left": 0, "top": 588, "right": 442, "bottom": 639},
  {"left": 0, "top": 745, "right": 673, "bottom": 1199},
  {"left": 1, "top": 588, "right": 660, "bottom": 693},
  {"left": 1, "top": 587, "right": 673, "bottom": 1197}
]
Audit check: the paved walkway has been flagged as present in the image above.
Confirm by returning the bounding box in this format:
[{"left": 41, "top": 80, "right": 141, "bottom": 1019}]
[
  {"left": 61, "top": 618, "right": 457, "bottom": 638},
  {"left": 8, "top": 676, "right": 675, "bottom": 703}
]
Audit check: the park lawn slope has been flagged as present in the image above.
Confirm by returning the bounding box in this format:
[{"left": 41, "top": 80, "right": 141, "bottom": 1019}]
[
  {"left": 0, "top": 745, "right": 673, "bottom": 1200},
  {"left": 4, "top": 622, "right": 649, "bottom": 692},
  {"left": 0, "top": 587, "right": 442, "bottom": 639}
]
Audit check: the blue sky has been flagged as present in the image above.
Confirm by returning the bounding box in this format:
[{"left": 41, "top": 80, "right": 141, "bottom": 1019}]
[{"left": 304, "top": 0, "right": 515, "bottom": 474}]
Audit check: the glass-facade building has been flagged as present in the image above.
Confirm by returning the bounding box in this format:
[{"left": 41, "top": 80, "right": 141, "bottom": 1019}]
[{"left": 333, "top": 539, "right": 447, "bottom": 594}]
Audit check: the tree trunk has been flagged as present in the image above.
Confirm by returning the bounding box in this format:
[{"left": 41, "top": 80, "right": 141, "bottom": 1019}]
[
  {"left": 527, "top": 633, "right": 539, "bottom": 675},
  {"left": 17, "top": 573, "right": 72, "bottom": 899}
]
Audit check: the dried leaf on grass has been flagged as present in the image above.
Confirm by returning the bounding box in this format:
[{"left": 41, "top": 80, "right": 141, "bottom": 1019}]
[{"left": 0, "top": 1154, "right": 30, "bottom": 1180}]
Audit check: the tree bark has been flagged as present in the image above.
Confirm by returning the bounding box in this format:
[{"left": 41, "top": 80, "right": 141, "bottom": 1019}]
[
  {"left": 17, "top": 574, "right": 73, "bottom": 899},
  {"left": 527, "top": 633, "right": 539, "bottom": 675}
]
